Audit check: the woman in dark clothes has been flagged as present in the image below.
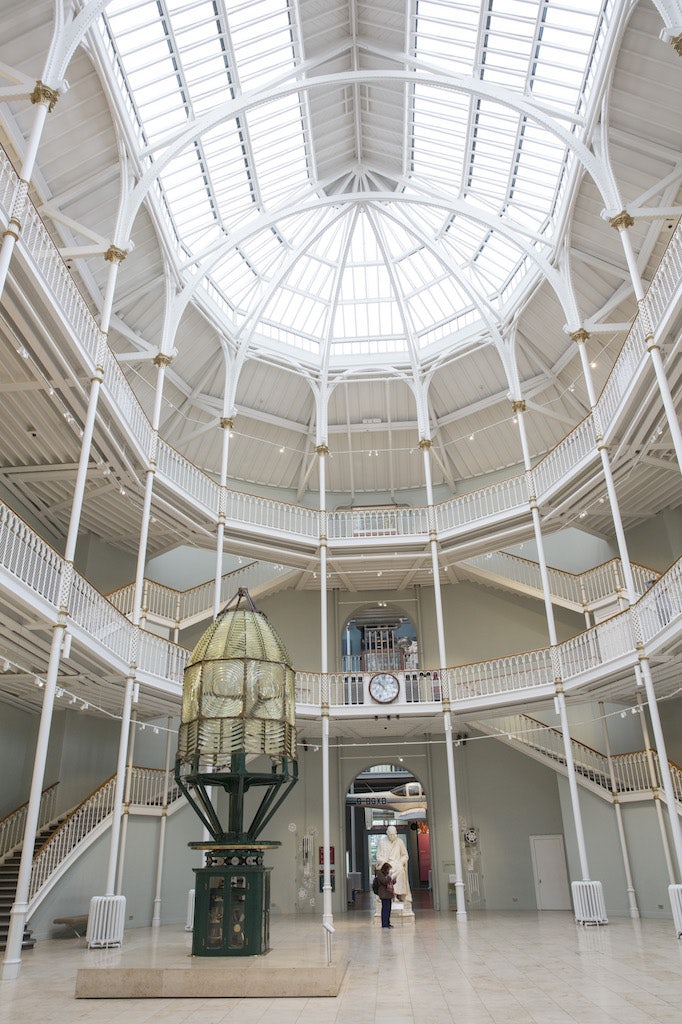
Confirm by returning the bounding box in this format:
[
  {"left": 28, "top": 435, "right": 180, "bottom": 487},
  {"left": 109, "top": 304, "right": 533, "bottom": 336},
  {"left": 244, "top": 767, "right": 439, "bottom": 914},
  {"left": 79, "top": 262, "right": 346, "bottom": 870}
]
[{"left": 375, "top": 862, "right": 394, "bottom": 928}]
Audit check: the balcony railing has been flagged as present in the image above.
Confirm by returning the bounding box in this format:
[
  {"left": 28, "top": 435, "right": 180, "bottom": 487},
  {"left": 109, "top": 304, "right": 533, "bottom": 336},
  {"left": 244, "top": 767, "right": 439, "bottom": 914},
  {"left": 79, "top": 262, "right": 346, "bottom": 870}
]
[
  {"left": 0, "top": 147, "right": 681, "bottom": 558},
  {"left": 2, "top": 493, "right": 681, "bottom": 716},
  {"left": 461, "top": 553, "right": 653, "bottom": 610}
]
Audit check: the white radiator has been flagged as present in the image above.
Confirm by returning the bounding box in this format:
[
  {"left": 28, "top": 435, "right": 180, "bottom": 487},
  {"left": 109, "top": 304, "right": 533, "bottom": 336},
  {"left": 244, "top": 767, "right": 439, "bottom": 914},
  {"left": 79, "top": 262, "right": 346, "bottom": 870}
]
[
  {"left": 669, "top": 884, "right": 682, "bottom": 938},
  {"left": 571, "top": 880, "right": 608, "bottom": 925},
  {"left": 185, "top": 888, "right": 195, "bottom": 931},
  {"left": 86, "top": 895, "right": 126, "bottom": 948}
]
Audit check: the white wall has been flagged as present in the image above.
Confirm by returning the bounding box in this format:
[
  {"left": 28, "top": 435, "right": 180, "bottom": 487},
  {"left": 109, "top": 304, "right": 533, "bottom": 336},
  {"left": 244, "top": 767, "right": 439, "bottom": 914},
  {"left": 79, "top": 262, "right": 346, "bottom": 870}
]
[{"left": 0, "top": 703, "right": 40, "bottom": 817}]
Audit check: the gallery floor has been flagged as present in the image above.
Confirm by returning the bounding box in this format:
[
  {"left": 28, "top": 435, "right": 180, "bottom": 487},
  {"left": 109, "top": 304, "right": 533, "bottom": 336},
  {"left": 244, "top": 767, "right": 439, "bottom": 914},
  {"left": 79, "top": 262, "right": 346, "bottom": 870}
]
[{"left": 1, "top": 909, "right": 680, "bottom": 1024}]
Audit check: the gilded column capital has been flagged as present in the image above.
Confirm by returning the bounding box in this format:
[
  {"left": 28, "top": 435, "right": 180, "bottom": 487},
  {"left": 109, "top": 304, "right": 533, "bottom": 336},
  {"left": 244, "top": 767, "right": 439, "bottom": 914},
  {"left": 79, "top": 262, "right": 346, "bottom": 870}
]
[
  {"left": 31, "top": 80, "right": 60, "bottom": 112},
  {"left": 153, "top": 352, "right": 173, "bottom": 368},
  {"left": 569, "top": 328, "right": 590, "bottom": 344},
  {"left": 418, "top": 438, "right": 432, "bottom": 451},
  {"left": 511, "top": 399, "right": 526, "bottom": 414},
  {"left": 315, "top": 443, "right": 329, "bottom": 456},
  {"left": 670, "top": 32, "right": 682, "bottom": 57},
  {"left": 220, "top": 416, "right": 234, "bottom": 430},
  {"left": 104, "top": 244, "right": 128, "bottom": 263},
  {"left": 608, "top": 210, "right": 635, "bottom": 231}
]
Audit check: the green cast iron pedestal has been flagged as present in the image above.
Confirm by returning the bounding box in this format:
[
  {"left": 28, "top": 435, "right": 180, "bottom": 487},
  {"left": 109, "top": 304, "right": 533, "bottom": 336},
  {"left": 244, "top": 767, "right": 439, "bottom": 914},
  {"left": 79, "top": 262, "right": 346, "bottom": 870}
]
[
  {"left": 191, "top": 842, "right": 279, "bottom": 956},
  {"left": 175, "top": 590, "right": 299, "bottom": 957}
]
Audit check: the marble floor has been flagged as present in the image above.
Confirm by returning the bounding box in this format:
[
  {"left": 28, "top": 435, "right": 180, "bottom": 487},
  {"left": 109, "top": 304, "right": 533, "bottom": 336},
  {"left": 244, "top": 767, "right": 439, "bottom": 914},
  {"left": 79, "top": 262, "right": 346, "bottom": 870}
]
[{"left": 1, "top": 909, "right": 681, "bottom": 1024}]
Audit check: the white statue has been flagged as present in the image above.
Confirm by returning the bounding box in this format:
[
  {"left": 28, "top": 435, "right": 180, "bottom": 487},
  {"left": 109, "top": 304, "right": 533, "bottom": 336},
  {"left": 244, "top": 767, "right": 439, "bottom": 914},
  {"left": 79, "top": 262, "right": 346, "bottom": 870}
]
[{"left": 376, "top": 825, "right": 413, "bottom": 916}]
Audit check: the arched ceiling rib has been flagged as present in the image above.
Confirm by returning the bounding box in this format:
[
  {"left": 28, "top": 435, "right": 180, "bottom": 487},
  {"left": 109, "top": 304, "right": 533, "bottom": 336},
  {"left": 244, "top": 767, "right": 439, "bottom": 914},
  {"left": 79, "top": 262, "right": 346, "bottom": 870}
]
[{"left": 1, "top": 0, "right": 681, "bottom": 508}]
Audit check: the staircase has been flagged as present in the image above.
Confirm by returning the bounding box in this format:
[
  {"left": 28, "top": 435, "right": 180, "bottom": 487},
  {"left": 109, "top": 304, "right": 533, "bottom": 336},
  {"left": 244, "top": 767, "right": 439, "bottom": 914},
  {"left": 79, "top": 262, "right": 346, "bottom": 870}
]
[
  {"left": 0, "top": 817, "right": 66, "bottom": 951},
  {"left": 472, "top": 713, "right": 682, "bottom": 809}
]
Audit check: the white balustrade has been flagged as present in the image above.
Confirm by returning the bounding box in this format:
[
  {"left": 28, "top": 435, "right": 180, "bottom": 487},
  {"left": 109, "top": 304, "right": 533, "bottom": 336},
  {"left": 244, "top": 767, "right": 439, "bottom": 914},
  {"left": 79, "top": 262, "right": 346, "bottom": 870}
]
[
  {"left": 0, "top": 147, "right": 16, "bottom": 214},
  {"left": 0, "top": 506, "right": 63, "bottom": 608},
  {"left": 611, "top": 750, "right": 654, "bottom": 795},
  {"left": 127, "top": 766, "right": 180, "bottom": 807},
  {"left": 436, "top": 476, "right": 527, "bottom": 534},
  {"left": 27, "top": 769, "right": 183, "bottom": 906},
  {"left": 19, "top": 203, "right": 101, "bottom": 369},
  {"left": 101, "top": 349, "right": 155, "bottom": 456},
  {"left": 108, "top": 560, "right": 286, "bottom": 627},
  {"left": 69, "top": 574, "right": 133, "bottom": 665},
  {"left": 450, "top": 649, "right": 554, "bottom": 701},
  {"left": 29, "top": 778, "right": 117, "bottom": 901},
  {"left": 559, "top": 613, "right": 635, "bottom": 681},
  {"left": 1, "top": 142, "right": 681, "bottom": 569},
  {"left": 645, "top": 229, "right": 682, "bottom": 329},
  {"left": 137, "top": 630, "right": 187, "bottom": 686},
  {"left": 533, "top": 416, "right": 597, "bottom": 499},
  {"left": 0, "top": 782, "right": 59, "bottom": 862},
  {"left": 328, "top": 506, "right": 429, "bottom": 540},
  {"left": 225, "top": 489, "right": 319, "bottom": 539},
  {"left": 636, "top": 565, "right": 681, "bottom": 645},
  {"left": 157, "top": 440, "right": 219, "bottom": 515}
]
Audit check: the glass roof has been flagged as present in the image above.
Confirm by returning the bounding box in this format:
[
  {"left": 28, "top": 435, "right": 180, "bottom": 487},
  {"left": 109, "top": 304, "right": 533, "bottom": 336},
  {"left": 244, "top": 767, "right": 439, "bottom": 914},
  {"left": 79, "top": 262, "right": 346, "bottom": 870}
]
[{"left": 99, "top": 0, "right": 610, "bottom": 368}]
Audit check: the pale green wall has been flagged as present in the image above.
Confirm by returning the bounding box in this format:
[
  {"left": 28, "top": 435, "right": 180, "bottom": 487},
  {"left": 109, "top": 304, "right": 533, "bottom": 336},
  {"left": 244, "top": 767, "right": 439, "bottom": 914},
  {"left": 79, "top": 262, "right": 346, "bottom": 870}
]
[
  {"left": 74, "top": 532, "right": 137, "bottom": 594},
  {"left": 0, "top": 703, "right": 40, "bottom": 817},
  {"left": 254, "top": 579, "right": 584, "bottom": 675},
  {"left": 626, "top": 508, "right": 682, "bottom": 571},
  {"left": 558, "top": 781, "right": 675, "bottom": 919}
]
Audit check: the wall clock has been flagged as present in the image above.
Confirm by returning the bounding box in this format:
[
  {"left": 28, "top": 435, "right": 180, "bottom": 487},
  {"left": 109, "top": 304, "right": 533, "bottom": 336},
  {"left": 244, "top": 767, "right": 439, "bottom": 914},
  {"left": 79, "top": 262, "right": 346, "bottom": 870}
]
[{"left": 368, "top": 673, "right": 400, "bottom": 704}]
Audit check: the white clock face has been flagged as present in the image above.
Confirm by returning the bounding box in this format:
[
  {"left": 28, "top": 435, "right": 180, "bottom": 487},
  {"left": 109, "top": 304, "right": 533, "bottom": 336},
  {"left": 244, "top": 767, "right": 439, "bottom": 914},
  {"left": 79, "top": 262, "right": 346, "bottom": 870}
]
[{"left": 369, "top": 673, "right": 400, "bottom": 704}]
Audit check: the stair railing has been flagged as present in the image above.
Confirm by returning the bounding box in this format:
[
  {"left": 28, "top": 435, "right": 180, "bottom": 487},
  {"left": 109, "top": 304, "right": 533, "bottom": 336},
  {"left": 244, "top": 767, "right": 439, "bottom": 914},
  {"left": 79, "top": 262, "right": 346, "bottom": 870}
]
[
  {"left": 127, "top": 766, "right": 181, "bottom": 807},
  {"left": 27, "top": 768, "right": 184, "bottom": 903},
  {"left": 477, "top": 714, "right": 611, "bottom": 789},
  {"left": 0, "top": 782, "right": 59, "bottom": 861},
  {"left": 28, "top": 776, "right": 117, "bottom": 901},
  {"left": 478, "top": 716, "right": 682, "bottom": 805}
]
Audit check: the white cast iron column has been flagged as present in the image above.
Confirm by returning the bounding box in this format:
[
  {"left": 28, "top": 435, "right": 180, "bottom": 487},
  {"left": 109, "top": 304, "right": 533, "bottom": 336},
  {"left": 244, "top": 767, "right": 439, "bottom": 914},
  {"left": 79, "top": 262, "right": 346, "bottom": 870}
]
[
  {"left": 152, "top": 717, "right": 175, "bottom": 926},
  {"left": 108, "top": 352, "right": 172, "bottom": 893},
  {"left": 512, "top": 399, "right": 594, "bottom": 887},
  {"left": 2, "top": 246, "right": 124, "bottom": 980},
  {"left": 317, "top": 443, "right": 333, "bottom": 929},
  {"left": 213, "top": 414, "right": 234, "bottom": 619},
  {"left": 420, "top": 437, "right": 466, "bottom": 921},
  {"left": 608, "top": 212, "right": 682, "bottom": 469},
  {"left": 0, "top": 81, "right": 58, "bottom": 298},
  {"left": 638, "top": 696, "right": 676, "bottom": 884},
  {"left": 598, "top": 702, "right": 639, "bottom": 917}
]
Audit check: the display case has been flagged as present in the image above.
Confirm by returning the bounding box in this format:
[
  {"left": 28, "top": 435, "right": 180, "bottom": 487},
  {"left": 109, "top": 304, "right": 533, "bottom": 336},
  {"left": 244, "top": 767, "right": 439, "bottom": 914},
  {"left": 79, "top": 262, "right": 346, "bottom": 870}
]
[{"left": 192, "top": 852, "right": 271, "bottom": 956}]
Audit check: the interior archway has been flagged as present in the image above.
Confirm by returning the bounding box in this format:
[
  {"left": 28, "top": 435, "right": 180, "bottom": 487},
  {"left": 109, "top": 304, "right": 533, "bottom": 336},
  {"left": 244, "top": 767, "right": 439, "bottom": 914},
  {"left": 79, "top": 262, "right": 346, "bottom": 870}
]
[
  {"left": 341, "top": 605, "right": 419, "bottom": 674},
  {"left": 345, "top": 762, "right": 432, "bottom": 913}
]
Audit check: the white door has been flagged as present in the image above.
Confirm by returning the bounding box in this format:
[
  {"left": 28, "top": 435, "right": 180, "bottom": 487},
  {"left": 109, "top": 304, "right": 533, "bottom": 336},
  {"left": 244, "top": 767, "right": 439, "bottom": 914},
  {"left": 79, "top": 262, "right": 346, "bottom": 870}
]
[{"left": 529, "top": 835, "right": 571, "bottom": 910}]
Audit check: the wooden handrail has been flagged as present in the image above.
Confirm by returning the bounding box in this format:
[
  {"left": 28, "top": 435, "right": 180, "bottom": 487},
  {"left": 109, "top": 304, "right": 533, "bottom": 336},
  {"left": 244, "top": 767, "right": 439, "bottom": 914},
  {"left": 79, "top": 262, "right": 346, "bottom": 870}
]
[{"left": 0, "top": 781, "right": 59, "bottom": 828}]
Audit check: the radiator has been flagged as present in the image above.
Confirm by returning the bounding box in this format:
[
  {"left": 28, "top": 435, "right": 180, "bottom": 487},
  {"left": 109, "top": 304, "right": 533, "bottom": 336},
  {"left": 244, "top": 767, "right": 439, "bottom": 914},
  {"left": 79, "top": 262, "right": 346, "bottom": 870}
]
[
  {"left": 185, "top": 888, "right": 195, "bottom": 931},
  {"left": 669, "top": 884, "right": 682, "bottom": 938},
  {"left": 86, "top": 895, "right": 126, "bottom": 948},
  {"left": 571, "top": 880, "right": 608, "bottom": 925}
]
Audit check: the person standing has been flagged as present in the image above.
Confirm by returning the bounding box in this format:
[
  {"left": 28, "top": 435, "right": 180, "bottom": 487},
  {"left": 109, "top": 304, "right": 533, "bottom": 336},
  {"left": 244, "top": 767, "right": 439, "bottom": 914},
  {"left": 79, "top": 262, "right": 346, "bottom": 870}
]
[
  {"left": 375, "top": 862, "right": 394, "bottom": 928},
  {"left": 376, "top": 825, "right": 412, "bottom": 914}
]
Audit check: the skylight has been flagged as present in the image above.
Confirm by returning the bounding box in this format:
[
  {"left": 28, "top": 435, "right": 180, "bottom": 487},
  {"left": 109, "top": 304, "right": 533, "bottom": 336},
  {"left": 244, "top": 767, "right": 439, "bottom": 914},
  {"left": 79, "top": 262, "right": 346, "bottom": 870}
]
[{"left": 99, "top": 0, "right": 610, "bottom": 368}]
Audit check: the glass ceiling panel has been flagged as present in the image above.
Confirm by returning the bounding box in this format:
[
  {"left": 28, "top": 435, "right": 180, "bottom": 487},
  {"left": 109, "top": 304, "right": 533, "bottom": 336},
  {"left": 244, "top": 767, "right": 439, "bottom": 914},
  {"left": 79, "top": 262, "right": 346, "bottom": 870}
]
[{"left": 100, "top": 0, "right": 610, "bottom": 367}]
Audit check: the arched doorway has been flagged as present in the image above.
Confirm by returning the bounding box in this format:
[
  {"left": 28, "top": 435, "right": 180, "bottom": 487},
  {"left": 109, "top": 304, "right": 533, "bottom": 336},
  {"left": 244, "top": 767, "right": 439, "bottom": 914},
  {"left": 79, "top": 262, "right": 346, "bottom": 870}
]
[
  {"left": 345, "top": 762, "right": 433, "bottom": 911},
  {"left": 342, "top": 604, "right": 419, "bottom": 673}
]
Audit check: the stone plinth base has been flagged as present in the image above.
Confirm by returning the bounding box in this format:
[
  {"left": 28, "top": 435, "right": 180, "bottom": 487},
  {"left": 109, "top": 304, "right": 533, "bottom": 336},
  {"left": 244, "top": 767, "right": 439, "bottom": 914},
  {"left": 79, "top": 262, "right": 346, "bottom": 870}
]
[
  {"left": 373, "top": 899, "right": 415, "bottom": 925},
  {"left": 75, "top": 959, "right": 347, "bottom": 999}
]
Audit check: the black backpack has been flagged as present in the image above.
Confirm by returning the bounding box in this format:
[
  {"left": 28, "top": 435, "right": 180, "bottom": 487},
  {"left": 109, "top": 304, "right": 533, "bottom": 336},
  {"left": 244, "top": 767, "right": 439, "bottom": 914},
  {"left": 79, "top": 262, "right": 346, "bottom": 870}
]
[{"left": 372, "top": 874, "right": 380, "bottom": 895}]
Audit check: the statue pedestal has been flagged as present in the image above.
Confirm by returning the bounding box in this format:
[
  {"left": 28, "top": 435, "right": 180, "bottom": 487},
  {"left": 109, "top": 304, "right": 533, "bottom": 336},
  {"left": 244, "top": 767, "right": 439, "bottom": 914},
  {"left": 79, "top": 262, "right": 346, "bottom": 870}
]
[{"left": 373, "top": 897, "right": 415, "bottom": 925}]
